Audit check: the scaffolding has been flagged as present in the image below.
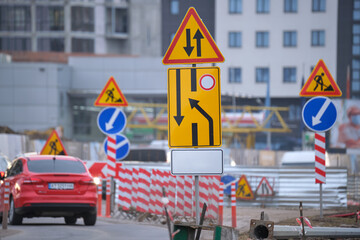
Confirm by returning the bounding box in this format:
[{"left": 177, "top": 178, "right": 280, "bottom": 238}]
[{"left": 124, "top": 103, "right": 291, "bottom": 148}]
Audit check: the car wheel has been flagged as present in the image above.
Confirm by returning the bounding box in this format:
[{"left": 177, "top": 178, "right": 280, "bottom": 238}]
[
  {"left": 64, "top": 216, "right": 77, "bottom": 225},
  {"left": 83, "top": 212, "right": 96, "bottom": 226},
  {"left": 9, "top": 197, "right": 22, "bottom": 225}
]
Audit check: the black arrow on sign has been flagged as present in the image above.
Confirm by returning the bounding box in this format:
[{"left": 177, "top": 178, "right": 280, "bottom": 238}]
[
  {"left": 174, "top": 69, "right": 184, "bottom": 126},
  {"left": 183, "top": 29, "right": 194, "bottom": 57},
  {"left": 193, "top": 29, "right": 204, "bottom": 57},
  {"left": 189, "top": 98, "right": 214, "bottom": 146}
]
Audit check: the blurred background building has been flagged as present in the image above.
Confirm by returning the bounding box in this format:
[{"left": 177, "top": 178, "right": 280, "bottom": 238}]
[{"left": 0, "top": 0, "right": 359, "bottom": 152}]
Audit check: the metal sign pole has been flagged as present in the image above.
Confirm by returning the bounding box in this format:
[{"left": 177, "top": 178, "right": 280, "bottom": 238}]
[
  {"left": 320, "top": 183, "right": 323, "bottom": 219},
  {"left": 195, "top": 175, "right": 200, "bottom": 225}
]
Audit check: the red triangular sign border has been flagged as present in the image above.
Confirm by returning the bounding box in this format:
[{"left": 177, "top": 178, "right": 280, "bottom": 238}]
[
  {"left": 40, "top": 130, "right": 68, "bottom": 155},
  {"left": 255, "top": 177, "right": 274, "bottom": 196},
  {"left": 94, "top": 76, "right": 128, "bottom": 107},
  {"left": 162, "top": 7, "right": 224, "bottom": 65},
  {"left": 300, "top": 59, "right": 342, "bottom": 97},
  {"left": 236, "top": 175, "right": 254, "bottom": 200}
]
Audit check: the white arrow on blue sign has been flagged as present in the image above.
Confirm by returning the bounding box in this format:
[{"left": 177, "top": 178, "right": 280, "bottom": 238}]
[
  {"left": 302, "top": 96, "right": 337, "bottom": 132},
  {"left": 103, "top": 134, "right": 130, "bottom": 160},
  {"left": 97, "top": 107, "right": 127, "bottom": 135}
]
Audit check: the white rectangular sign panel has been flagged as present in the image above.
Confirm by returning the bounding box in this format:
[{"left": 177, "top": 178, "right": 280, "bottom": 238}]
[{"left": 171, "top": 149, "right": 223, "bottom": 175}]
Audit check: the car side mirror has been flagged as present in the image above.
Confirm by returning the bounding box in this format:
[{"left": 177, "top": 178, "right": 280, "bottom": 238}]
[{"left": 0, "top": 171, "right": 5, "bottom": 180}]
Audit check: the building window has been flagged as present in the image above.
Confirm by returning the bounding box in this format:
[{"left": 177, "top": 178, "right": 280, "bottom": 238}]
[
  {"left": 229, "top": 68, "right": 242, "bottom": 83},
  {"left": 170, "top": 0, "right": 179, "bottom": 15},
  {"left": 353, "top": 25, "right": 360, "bottom": 55},
  {"left": 38, "top": 38, "right": 64, "bottom": 52},
  {"left": 36, "top": 6, "right": 64, "bottom": 31},
  {"left": 229, "top": 32, "right": 242, "bottom": 48},
  {"left": 311, "top": 30, "right": 325, "bottom": 46},
  {"left": 0, "top": 5, "right": 31, "bottom": 31},
  {"left": 283, "top": 31, "right": 297, "bottom": 47},
  {"left": 312, "top": 0, "right": 326, "bottom": 12},
  {"left": 355, "top": 0, "right": 360, "bottom": 20},
  {"left": 257, "top": 0, "right": 270, "bottom": 13},
  {"left": 229, "top": 0, "right": 242, "bottom": 14},
  {"left": 352, "top": 59, "right": 360, "bottom": 92},
  {"left": 106, "top": 8, "right": 127, "bottom": 34},
  {"left": 72, "top": 38, "right": 94, "bottom": 53},
  {"left": 256, "top": 31, "right": 269, "bottom": 47},
  {"left": 283, "top": 67, "right": 297, "bottom": 83},
  {"left": 72, "top": 98, "right": 91, "bottom": 135},
  {"left": 256, "top": 67, "right": 269, "bottom": 83},
  {"left": 0, "top": 37, "right": 31, "bottom": 51},
  {"left": 71, "top": 6, "right": 94, "bottom": 32},
  {"left": 284, "top": 0, "right": 297, "bottom": 13}
]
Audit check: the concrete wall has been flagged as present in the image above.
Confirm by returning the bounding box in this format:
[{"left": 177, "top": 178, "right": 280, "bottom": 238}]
[
  {"left": 0, "top": 62, "right": 71, "bottom": 131},
  {"left": 68, "top": 56, "right": 167, "bottom": 95}
]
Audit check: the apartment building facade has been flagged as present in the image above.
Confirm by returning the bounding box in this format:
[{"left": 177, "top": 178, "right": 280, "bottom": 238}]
[{"left": 0, "top": 0, "right": 161, "bottom": 56}]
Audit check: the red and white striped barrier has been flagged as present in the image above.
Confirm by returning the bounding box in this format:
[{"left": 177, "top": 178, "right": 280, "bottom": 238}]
[
  {"left": 184, "top": 176, "right": 193, "bottom": 216},
  {"left": 218, "top": 182, "right": 224, "bottom": 225},
  {"left": 199, "top": 176, "right": 209, "bottom": 217},
  {"left": 155, "top": 170, "right": 166, "bottom": 215},
  {"left": 111, "top": 167, "right": 221, "bottom": 221},
  {"left": 149, "top": 169, "right": 157, "bottom": 214},
  {"left": 315, "top": 132, "right": 326, "bottom": 184},
  {"left": 231, "top": 182, "right": 237, "bottom": 228},
  {"left": 97, "top": 179, "right": 102, "bottom": 217},
  {"left": 137, "top": 168, "right": 151, "bottom": 212},
  {"left": 116, "top": 167, "right": 132, "bottom": 210},
  {"left": 176, "top": 176, "right": 185, "bottom": 216},
  {"left": 208, "top": 176, "right": 220, "bottom": 220},
  {"left": 167, "top": 173, "right": 176, "bottom": 215},
  {"left": 131, "top": 168, "right": 139, "bottom": 210}
]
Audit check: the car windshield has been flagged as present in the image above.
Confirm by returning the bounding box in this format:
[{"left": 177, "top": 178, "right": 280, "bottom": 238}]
[{"left": 27, "top": 159, "right": 86, "bottom": 173}]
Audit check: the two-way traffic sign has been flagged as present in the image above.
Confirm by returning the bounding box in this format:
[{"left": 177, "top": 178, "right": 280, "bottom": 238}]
[
  {"left": 162, "top": 7, "right": 224, "bottom": 65},
  {"left": 167, "top": 67, "right": 221, "bottom": 148},
  {"left": 302, "top": 96, "right": 337, "bottom": 132}
]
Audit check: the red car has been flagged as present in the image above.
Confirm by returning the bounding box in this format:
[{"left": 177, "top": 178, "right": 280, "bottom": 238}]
[{"left": 0, "top": 155, "right": 97, "bottom": 225}]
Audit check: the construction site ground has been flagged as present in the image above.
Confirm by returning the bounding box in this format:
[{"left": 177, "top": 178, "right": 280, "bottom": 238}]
[{"left": 109, "top": 204, "right": 360, "bottom": 239}]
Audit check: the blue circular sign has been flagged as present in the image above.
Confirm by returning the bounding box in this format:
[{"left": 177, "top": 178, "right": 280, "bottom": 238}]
[
  {"left": 103, "top": 134, "right": 130, "bottom": 160},
  {"left": 302, "top": 96, "right": 337, "bottom": 132},
  {"left": 97, "top": 107, "right": 127, "bottom": 135}
]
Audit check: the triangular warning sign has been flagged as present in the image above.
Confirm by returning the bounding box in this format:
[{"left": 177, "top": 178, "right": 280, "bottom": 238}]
[
  {"left": 255, "top": 177, "right": 274, "bottom": 197},
  {"left": 40, "top": 130, "right": 67, "bottom": 155},
  {"left": 94, "top": 76, "right": 128, "bottom": 107},
  {"left": 300, "top": 59, "right": 342, "bottom": 97},
  {"left": 162, "top": 7, "right": 224, "bottom": 65},
  {"left": 236, "top": 175, "right": 254, "bottom": 200}
]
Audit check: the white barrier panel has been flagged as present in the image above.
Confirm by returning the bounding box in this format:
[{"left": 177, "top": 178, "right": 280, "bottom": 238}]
[{"left": 171, "top": 149, "right": 223, "bottom": 175}]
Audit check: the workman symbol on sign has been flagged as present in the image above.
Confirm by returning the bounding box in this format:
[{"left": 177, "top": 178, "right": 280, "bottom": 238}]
[
  {"left": 313, "top": 72, "right": 334, "bottom": 92},
  {"left": 237, "top": 184, "right": 252, "bottom": 198},
  {"left": 49, "top": 139, "right": 65, "bottom": 155},
  {"left": 49, "top": 139, "right": 58, "bottom": 154},
  {"left": 105, "top": 88, "right": 123, "bottom": 103}
]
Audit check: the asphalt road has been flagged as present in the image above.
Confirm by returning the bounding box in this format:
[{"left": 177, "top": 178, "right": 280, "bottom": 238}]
[{"left": 1, "top": 217, "right": 169, "bottom": 240}]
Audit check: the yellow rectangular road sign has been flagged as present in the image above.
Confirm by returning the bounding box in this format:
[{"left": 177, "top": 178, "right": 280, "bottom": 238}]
[{"left": 167, "top": 67, "right": 222, "bottom": 148}]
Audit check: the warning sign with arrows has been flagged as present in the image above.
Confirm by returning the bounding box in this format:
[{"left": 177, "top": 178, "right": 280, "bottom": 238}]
[
  {"left": 94, "top": 76, "right": 128, "bottom": 107},
  {"left": 167, "top": 67, "right": 221, "bottom": 148},
  {"left": 236, "top": 175, "right": 254, "bottom": 200},
  {"left": 300, "top": 59, "right": 342, "bottom": 97},
  {"left": 162, "top": 7, "right": 224, "bottom": 65},
  {"left": 40, "top": 130, "right": 67, "bottom": 155}
]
